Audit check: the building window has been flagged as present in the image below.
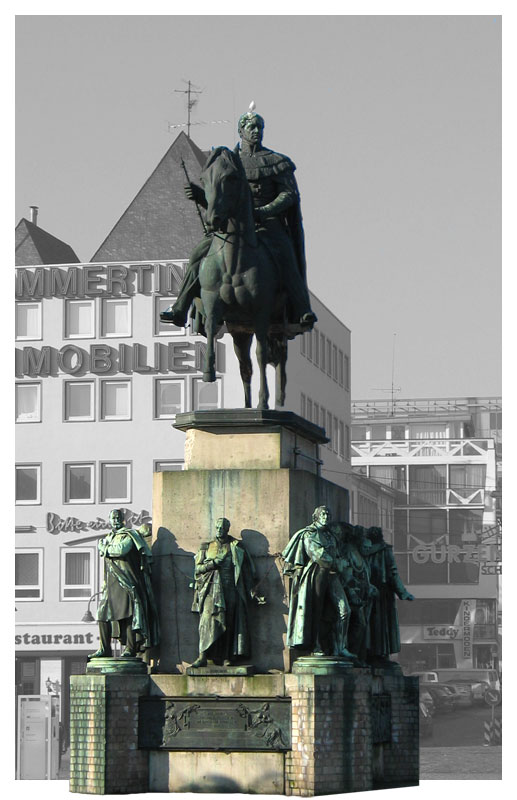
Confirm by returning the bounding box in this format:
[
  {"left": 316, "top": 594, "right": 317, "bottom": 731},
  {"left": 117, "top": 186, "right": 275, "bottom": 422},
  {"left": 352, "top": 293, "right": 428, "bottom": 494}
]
[
  {"left": 100, "top": 462, "right": 131, "bottom": 503},
  {"left": 314, "top": 402, "right": 320, "bottom": 427},
  {"left": 390, "top": 424, "right": 406, "bottom": 440},
  {"left": 305, "top": 331, "right": 313, "bottom": 361},
  {"left": 154, "top": 460, "right": 184, "bottom": 472},
  {"left": 344, "top": 354, "right": 350, "bottom": 390},
  {"left": 64, "top": 381, "right": 95, "bottom": 422},
  {"left": 16, "top": 464, "right": 41, "bottom": 505},
  {"left": 64, "top": 463, "right": 94, "bottom": 503},
  {"left": 15, "top": 550, "right": 43, "bottom": 601},
  {"left": 300, "top": 393, "right": 306, "bottom": 418},
  {"left": 332, "top": 416, "right": 338, "bottom": 453},
  {"left": 192, "top": 377, "right": 221, "bottom": 410},
  {"left": 101, "top": 298, "right": 132, "bottom": 338},
  {"left": 313, "top": 328, "right": 319, "bottom": 366},
  {"left": 61, "top": 549, "right": 94, "bottom": 600},
  {"left": 65, "top": 299, "right": 95, "bottom": 339},
  {"left": 155, "top": 378, "right": 185, "bottom": 419},
  {"left": 16, "top": 382, "right": 41, "bottom": 423},
  {"left": 16, "top": 301, "right": 42, "bottom": 341},
  {"left": 326, "top": 411, "right": 332, "bottom": 444},
  {"left": 409, "top": 464, "right": 447, "bottom": 505},
  {"left": 332, "top": 345, "right": 338, "bottom": 382},
  {"left": 307, "top": 398, "right": 313, "bottom": 423},
  {"left": 326, "top": 340, "right": 332, "bottom": 377},
  {"left": 154, "top": 296, "right": 185, "bottom": 336},
  {"left": 101, "top": 380, "right": 131, "bottom": 421},
  {"left": 300, "top": 333, "right": 306, "bottom": 356},
  {"left": 338, "top": 349, "right": 344, "bottom": 387},
  {"left": 320, "top": 333, "right": 326, "bottom": 372}
]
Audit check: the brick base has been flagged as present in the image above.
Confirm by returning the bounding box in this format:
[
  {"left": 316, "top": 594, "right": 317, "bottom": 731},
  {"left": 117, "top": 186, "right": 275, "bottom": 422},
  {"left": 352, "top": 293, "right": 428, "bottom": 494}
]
[{"left": 69, "top": 670, "right": 419, "bottom": 796}]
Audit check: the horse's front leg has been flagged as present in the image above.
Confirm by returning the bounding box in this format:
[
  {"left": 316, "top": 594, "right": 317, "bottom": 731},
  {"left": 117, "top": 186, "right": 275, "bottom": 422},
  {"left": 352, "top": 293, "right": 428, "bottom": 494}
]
[{"left": 254, "top": 327, "right": 270, "bottom": 410}]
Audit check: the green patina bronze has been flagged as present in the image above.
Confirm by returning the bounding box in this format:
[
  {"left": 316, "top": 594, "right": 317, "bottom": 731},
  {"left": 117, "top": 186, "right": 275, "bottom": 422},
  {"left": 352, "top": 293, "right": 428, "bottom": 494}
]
[
  {"left": 189, "top": 517, "right": 263, "bottom": 669},
  {"left": 363, "top": 526, "right": 415, "bottom": 669},
  {"left": 283, "top": 508, "right": 414, "bottom": 672},
  {"left": 88, "top": 509, "right": 160, "bottom": 667},
  {"left": 160, "top": 106, "right": 317, "bottom": 409}
]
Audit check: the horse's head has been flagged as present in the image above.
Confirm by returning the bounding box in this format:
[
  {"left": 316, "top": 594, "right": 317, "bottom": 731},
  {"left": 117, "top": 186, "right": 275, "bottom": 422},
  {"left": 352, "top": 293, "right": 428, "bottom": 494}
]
[{"left": 200, "top": 147, "right": 247, "bottom": 233}]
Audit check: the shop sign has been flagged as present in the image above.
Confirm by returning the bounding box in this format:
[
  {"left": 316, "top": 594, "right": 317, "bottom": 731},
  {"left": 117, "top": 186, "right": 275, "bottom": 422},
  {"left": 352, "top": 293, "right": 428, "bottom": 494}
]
[
  {"left": 15, "top": 262, "right": 187, "bottom": 299},
  {"left": 16, "top": 340, "right": 225, "bottom": 377},
  {"left": 452, "top": 599, "right": 476, "bottom": 668},
  {"left": 15, "top": 624, "right": 99, "bottom": 652},
  {"left": 411, "top": 543, "right": 501, "bottom": 565},
  {"left": 46, "top": 508, "right": 151, "bottom": 534},
  {"left": 423, "top": 625, "right": 461, "bottom": 641}
]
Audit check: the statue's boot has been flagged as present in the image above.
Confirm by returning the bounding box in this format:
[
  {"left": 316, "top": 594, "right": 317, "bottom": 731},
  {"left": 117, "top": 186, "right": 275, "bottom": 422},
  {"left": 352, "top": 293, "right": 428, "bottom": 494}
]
[
  {"left": 191, "top": 653, "right": 208, "bottom": 668},
  {"left": 88, "top": 647, "right": 112, "bottom": 660},
  {"left": 121, "top": 647, "right": 137, "bottom": 658}
]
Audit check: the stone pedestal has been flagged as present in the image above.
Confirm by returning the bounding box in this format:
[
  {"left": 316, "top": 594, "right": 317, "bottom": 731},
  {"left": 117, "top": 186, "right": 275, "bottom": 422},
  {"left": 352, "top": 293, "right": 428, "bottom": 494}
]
[
  {"left": 152, "top": 410, "right": 350, "bottom": 674},
  {"left": 69, "top": 410, "right": 419, "bottom": 795},
  {"left": 70, "top": 673, "right": 150, "bottom": 794}
]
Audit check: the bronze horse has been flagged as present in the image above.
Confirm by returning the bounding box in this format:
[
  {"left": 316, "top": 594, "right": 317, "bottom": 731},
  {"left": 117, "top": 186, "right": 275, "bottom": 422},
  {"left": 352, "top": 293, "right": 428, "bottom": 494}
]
[{"left": 198, "top": 146, "right": 289, "bottom": 410}]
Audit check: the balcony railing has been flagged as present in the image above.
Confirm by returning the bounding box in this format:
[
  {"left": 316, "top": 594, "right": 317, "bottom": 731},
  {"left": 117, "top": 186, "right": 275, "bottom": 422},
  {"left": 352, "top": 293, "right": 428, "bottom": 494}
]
[
  {"left": 352, "top": 397, "right": 501, "bottom": 419},
  {"left": 351, "top": 438, "right": 491, "bottom": 461}
]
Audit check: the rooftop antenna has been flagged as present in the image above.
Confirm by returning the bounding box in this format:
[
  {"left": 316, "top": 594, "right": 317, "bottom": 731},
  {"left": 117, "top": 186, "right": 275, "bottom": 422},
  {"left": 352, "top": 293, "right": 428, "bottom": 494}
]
[
  {"left": 169, "top": 79, "right": 230, "bottom": 138},
  {"left": 370, "top": 333, "right": 401, "bottom": 416}
]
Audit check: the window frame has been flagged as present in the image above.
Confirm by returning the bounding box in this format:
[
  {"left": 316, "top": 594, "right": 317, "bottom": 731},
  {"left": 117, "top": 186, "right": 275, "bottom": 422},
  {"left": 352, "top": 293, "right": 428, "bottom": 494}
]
[
  {"left": 64, "top": 462, "right": 95, "bottom": 504},
  {"left": 100, "top": 461, "right": 132, "bottom": 504},
  {"left": 15, "top": 301, "right": 42, "bottom": 342},
  {"left": 100, "top": 379, "right": 132, "bottom": 421},
  {"left": 15, "top": 463, "right": 41, "bottom": 505},
  {"left": 100, "top": 297, "right": 132, "bottom": 338},
  {"left": 15, "top": 381, "right": 42, "bottom": 423},
  {"left": 64, "top": 298, "right": 96, "bottom": 340},
  {"left": 60, "top": 547, "right": 95, "bottom": 601},
  {"left": 154, "top": 377, "right": 186, "bottom": 419},
  {"left": 154, "top": 460, "right": 185, "bottom": 472},
  {"left": 64, "top": 380, "right": 95, "bottom": 422},
  {"left": 15, "top": 548, "right": 44, "bottom": 602},
  {"left": 154, "top": 295, "right": 186, "bottom": 337},
  {"left": 191, "top": 376, "right": 222, "bottom": 411}
]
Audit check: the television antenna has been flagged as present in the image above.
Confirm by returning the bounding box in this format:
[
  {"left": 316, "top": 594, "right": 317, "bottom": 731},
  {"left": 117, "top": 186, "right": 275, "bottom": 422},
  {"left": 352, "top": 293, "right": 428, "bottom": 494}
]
[
  {"left": 370, "top": 333, "right": 401, "bottom": 416},
  {"left": 169, "top": 79, "right": 230, "bottom": 139}
]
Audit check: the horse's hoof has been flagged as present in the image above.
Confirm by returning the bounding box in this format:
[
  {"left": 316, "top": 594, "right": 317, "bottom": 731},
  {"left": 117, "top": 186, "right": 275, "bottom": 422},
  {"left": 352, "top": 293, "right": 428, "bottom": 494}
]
[
  {"left": 257, "top": 401, "right": 269, "bottom": 410},
  {"left": 203, "top": 371, "right": 216, "bottom": 383}
]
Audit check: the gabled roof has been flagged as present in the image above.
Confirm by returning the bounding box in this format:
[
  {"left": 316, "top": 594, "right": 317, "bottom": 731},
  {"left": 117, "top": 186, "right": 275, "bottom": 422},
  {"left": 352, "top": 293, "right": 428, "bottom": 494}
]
[
  {"left": 91, "top": 132, "right": 209, "bottom": 263},
  {"left": 15, "top": 218, "right": 80, "bottom": 266}
]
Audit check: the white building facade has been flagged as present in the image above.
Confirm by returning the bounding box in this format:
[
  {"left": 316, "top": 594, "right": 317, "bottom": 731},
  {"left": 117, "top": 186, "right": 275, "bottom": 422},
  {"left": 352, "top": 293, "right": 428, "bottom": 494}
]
[{"left": 15, "top": 258, "right": 354, "bottom": 743}]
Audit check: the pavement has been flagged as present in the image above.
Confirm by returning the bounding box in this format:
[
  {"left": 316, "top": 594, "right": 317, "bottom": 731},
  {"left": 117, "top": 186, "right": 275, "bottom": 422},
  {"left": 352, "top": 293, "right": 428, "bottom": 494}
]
[{"left": 420, "top": 746, "right": 502, "bottom": 780}]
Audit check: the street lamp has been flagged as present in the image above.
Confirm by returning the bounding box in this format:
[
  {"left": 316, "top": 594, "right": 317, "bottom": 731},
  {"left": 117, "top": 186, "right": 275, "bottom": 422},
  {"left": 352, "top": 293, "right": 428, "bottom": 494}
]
[{"left": 81, "top": 591, "right": 102, "bottom": 623}]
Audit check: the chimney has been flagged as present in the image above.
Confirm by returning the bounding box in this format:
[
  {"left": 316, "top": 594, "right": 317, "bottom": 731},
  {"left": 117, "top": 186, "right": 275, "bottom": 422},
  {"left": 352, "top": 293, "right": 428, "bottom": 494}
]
[{"left": 30, "top": 206, "right": 39, "bottom": 225}]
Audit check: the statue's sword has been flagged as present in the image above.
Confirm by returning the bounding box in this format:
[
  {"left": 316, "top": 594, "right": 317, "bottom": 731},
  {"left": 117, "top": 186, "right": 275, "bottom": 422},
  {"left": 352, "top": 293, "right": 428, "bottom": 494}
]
[{"left": 180, "top": 157, "right": 208, "bottom": 235}]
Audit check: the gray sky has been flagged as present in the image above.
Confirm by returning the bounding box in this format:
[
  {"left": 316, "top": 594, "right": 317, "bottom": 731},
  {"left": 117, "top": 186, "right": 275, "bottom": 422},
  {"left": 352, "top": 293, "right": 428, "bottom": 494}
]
[{"left": 15, "top": 14, "right": 502, "bottom": 400}]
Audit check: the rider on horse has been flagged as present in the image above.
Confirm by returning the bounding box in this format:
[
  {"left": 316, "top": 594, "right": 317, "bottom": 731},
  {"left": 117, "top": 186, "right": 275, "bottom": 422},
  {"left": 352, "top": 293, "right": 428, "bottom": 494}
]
[{"left": 160, "top": 106, "right": 317, "bottom": 332}]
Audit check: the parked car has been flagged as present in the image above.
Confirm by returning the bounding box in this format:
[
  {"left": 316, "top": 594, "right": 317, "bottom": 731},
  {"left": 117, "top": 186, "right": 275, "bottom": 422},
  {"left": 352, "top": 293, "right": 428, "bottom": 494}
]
[
  {"left": 409, "top": 671, "right": 439, "bottom": 683},
  {"left": 425, "top": 684, "right": 457, "bottom": 713},
  {"left": 419, "top": 687, "right": 435, "bottom": 715},
  {"left": 443, "top": 680, "right": 474, "bottom": 706},
  {"left": 419, "top": 701, "right": 433, "bottom": 738}
]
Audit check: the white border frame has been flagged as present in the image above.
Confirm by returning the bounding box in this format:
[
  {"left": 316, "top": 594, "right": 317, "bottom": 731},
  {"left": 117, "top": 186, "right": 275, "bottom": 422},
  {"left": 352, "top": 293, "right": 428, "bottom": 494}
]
[
  {"left": 15, "top": 300, "right": 42, "bottom": 341},
  {"left": 15, "top": 463, "right": 41, "bottom": 505},
  {"left": 15, "top": 381, "right": 42, "bottom": 423},
  {"left": 64, "top": 298, "right": 96, "bottom": 339},
  {"left": 99, "top": 461, "right": 132, "bottom": 504},
  {"left": 15, "top": 548, "right": 44, "bottom": 602},
  {"left": 100, "top": 296, "right": 133, "bottom": 338},
  {"left": 100, "top": 379, "right": 132, "bottom": 421},
  {"left": 64, "top": 462, "right": 95, "bottom": 504},
  {"left": 60, "top": 547, "right": 95, "bottom": 602},
  {"left": 64, "top": 380, "right": 95, "bottom": 422}
]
